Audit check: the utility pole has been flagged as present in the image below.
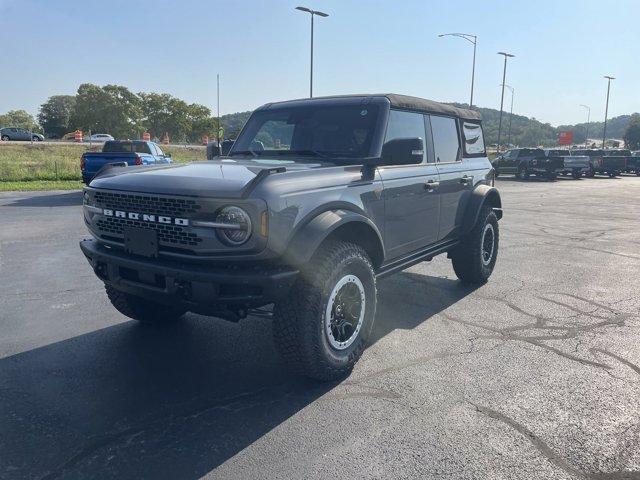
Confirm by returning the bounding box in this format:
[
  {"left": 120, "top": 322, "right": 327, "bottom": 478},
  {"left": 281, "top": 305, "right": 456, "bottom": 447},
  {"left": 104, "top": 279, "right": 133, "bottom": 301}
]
[
  {"left": 602, "top": 76, "right": 615, "bottom": 149},
  {"left": 217, "top": 74, "right": 221, "bottom": 146},
  {"left": 496, "top": 52, "right": 515, "bottom": 152},
  {"left": 500, "top": 84, "right": 515, "bottom": 147},
  {"left": 580, "top": 104, "right": 591, "bottom": 147},
  {"left": 295, "top": 6, "right": 329, "bottom": 98},
  {"left": 439, "top": 33, "right": 477, "bottom": 107}
]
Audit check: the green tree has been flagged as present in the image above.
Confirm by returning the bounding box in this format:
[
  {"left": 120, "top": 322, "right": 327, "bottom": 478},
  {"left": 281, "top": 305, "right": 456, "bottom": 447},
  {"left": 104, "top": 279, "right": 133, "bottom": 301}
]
[
  {"left": 71, "top": 83, "right": 141, "bottom": 138},
  {"left": 0, "top": 110, "right": 40, "bottom": 131},
  {"left": 623, "top": 113, "right": 640, "bottom": 150},
  {"left": 139, "top": 92, "right": 219, "bottom": 142},
  {"left": 38, "top": 95, "right": 76, "bottom": 138}
]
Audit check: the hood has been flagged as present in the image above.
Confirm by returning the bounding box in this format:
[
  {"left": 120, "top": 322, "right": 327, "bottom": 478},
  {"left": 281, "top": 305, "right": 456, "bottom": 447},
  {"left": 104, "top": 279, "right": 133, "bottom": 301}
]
[{"left": 88, "top": 160, "right": 317, "bottom": 198}]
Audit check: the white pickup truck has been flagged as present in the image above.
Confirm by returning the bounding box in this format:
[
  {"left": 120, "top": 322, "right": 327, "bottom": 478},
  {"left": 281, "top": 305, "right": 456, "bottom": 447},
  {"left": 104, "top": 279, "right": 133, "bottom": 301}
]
[{"left": 543, "top": 149, "right": 590, "bottom": 179}]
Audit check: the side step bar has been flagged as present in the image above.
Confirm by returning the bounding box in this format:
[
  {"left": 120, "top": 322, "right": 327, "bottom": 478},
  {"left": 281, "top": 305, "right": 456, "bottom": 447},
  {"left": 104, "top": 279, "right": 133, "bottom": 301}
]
[{"left": 376, "top": 239, "right": 459, "bottom": 279}]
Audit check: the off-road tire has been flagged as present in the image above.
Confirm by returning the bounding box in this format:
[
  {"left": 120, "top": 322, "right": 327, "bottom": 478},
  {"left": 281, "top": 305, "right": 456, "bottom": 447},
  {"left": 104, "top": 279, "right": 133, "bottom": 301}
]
[
  {"left": 105, "top": 284, "right": 186, "bottom": 324},
  {"left": 273, "top": 241, "right": 377, "bottom": 381},
  {"left": 451, "top": 206, "right": 499, "bottom": 285},
  {"left": 571, "top": 169, "right": 582, "bottom": 179}
]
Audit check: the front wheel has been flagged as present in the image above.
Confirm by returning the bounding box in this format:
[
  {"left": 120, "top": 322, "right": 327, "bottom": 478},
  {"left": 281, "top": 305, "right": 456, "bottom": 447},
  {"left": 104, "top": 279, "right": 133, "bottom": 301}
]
[
  {"left": 105, "top": 285, "right": 186, "bottom": 324},
  {"left": 571, "top": 169, "right": 582, "bottom": 179},
  {"left": 451, "top": 206, "right": 499, "bottom": 285},
  {"left": 608, "top": 171, "right": 618, "bottom": 178},
  {"left": 273, "top": 241, "right": 377, "bottom": 381},
  {"left": 585, "top": 168, "right": 595, "bottom": 178},
  {"left": 516, "top": 166, "right": 530, "bottom": 181},
  {"left": 32, "top": 136, "right": 41, "bottom": 142},
  {"left": 1, "top": 135, "right": 9, "bottom": 141},
  {"left": 546, "top": 171, "right": 558, "bottom": 181}
]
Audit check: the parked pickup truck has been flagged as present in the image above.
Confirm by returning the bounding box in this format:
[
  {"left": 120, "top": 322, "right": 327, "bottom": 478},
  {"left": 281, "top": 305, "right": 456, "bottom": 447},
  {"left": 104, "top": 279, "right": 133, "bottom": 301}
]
[
  {"left": 79, "top": 93, "right": 502, "bottom": 381},
  {"left": 606, "top": 149, "right": 639, "bottom": 175},
  {"left": 81, "top": 140, "right": 172, "bottom": 183},
  {"left": 543, "top": 149, "right": 590, "bottom": 179},
  {"left": 627, "top": 152, "right": 640, "bottom": 175},
  {"left": 492, "top": 148, "right": 562, "bottom": 180},
  {"left": 571, "top": 149, "right": 624, "bottom": 178}
]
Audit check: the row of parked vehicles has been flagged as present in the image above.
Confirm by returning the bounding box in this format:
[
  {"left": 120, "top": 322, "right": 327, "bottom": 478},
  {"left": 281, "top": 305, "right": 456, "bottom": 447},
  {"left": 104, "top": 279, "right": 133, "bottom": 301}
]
[{"left": 492, "top": 148, "right": 640, "bottom": 180}]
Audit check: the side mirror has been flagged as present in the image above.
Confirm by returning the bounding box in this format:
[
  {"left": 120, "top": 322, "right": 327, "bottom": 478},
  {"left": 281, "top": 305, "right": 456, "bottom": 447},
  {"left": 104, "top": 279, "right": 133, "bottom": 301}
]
[
  {"left": 164, "top": 152, "right": 171, "bottom": 158},
  {"left": 380, "top": 137, "right": 424, "bottom": 166}
]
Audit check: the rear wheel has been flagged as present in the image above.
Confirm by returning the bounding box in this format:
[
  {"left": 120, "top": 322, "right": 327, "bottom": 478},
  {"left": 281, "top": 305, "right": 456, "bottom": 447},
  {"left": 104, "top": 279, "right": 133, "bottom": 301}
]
[
  {"left": 32, "top": 136, "right": 41, "bottom": 142},
  {"left": 608, "top": 171, "right": 618, "bottom": 178},
  {"left": 1, "top": 135, "right": 9, "bottom": 141},
  {"left": 571, "top": 169, "right": 582, "bottom": 179},
  {"left": 273, "top": 241, "right": 376, "bottom": 381},
  {"left": 105, "top": 285, "right": 186, "bottom": 324},
  {"left": 451, "top": 206, "right": 499, "bottom": 285}
]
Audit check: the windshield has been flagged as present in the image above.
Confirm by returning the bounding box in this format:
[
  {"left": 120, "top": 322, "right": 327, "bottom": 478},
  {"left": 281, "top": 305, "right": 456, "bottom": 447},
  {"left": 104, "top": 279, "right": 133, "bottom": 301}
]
[{"left": 230, "top": 104, "right": 381, "bottom": 163}]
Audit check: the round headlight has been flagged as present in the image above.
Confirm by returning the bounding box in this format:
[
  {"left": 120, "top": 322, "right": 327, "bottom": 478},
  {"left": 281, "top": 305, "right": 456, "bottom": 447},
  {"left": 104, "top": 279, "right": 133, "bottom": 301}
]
[{"left": 215, "top": 206, "right": 252, "bottom": 246}]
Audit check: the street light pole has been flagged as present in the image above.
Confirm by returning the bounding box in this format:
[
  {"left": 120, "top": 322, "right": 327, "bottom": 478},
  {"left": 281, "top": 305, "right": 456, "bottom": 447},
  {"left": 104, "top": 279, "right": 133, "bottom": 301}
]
[
  {"left": 602, "top": 76, "right": 615, "bottom": 149},
  {"left": 500, "top": 84, "right": 515, "bottom": 147},
  {"left": 295, "top": 6, "right": 329, "bottom": 98},
  {"left": 580, "top": 104, "right": 590, "bottom": 147},
  {"left": 438, "top": 33, "right": 477, "bottom": 107},
  {"left": 496, "top": 52, "right": 515, "bottom": 152}
]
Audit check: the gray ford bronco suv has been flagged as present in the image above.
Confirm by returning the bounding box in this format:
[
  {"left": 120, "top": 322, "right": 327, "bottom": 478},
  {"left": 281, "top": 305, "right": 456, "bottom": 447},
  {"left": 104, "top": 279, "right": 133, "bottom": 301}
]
[{"left": 80, "top": 94, "right": 502, "bottom": 380}]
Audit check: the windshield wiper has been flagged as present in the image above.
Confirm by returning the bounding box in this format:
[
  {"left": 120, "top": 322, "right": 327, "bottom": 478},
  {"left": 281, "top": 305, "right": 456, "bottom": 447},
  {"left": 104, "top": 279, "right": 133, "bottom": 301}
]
[
  {"left": 273, "top": 149, "right": 335, "bottom": 159},
  {"left": 228, "top": 150, "right": 259, "bottom": 157}
]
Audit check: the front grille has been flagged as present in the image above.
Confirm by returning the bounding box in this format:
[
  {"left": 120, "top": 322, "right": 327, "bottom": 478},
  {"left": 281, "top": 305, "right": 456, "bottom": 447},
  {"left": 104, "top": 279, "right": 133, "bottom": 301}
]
[
  {"left": 94, "top": 191, "right": 202, "bottom": 217},
  {"left": 96, "top": 217, "right": 203, "bottom": 247}
]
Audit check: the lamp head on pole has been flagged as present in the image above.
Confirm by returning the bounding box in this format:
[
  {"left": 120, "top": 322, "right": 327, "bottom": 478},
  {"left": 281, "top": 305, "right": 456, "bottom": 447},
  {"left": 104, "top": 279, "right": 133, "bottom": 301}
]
[
  {"left": 295, "top": 6, "right": 328, "bottom": 16},
  {"left": 604, "top": 75, "right": 615, "bottom": 81},
  {"left": 497, "top": 51, "right": 515, "bottom": 58}
]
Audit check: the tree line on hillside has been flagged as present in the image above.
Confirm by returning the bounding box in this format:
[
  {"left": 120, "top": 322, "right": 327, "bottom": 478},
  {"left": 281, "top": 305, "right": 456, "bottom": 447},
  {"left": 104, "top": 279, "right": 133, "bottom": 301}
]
[{"left": 0, "top": 85, "right": 638, "bottom": 148}]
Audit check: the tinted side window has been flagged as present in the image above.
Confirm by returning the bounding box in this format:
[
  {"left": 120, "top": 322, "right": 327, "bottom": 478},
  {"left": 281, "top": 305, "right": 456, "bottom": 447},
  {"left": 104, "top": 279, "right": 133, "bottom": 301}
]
[
  {"left": 462, "top": 122, "right": 485, "bottom": 155},
  {"left": 430, "top": 115, "right": 460, "bottom": 163},
  {"left": 384, "top": 110, "right": 426, "bottom": 163}
]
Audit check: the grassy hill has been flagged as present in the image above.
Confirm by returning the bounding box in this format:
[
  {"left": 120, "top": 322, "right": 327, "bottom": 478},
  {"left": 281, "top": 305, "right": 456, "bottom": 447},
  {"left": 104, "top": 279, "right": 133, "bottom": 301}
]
[{"left": 221, "top": 105, "right": 637, "bottom": 148}]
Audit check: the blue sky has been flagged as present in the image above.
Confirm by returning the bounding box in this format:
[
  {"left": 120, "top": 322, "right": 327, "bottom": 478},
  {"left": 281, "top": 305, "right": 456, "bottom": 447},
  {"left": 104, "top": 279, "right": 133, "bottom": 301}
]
[{"left": 0, "top": 0, "right": 638, "bottom": 126}]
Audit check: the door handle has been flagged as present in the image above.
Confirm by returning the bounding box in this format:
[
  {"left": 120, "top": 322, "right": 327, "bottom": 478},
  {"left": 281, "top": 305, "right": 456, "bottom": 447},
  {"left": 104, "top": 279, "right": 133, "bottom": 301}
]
[
  {"left": 460, "top": 176, "right": 472, "bottom": 185},
  {"left": 424, "top": 180, "right": 440, "bottom": 191}
]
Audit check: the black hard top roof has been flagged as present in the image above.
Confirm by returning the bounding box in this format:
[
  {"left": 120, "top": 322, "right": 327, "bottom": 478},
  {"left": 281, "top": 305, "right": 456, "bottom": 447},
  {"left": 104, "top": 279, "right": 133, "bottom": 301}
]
[{"left": 258, "top": 93, "right": 482, "bottom": 121}]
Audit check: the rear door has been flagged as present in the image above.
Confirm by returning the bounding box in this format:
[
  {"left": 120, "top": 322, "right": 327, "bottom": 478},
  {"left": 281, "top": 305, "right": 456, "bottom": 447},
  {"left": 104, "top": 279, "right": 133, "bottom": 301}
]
[
  {"left": 430, "top": 115, "right": 469, "bottom": 240},
  {"left": 378, "top": 109, "right": 440, "bottom": 259}
]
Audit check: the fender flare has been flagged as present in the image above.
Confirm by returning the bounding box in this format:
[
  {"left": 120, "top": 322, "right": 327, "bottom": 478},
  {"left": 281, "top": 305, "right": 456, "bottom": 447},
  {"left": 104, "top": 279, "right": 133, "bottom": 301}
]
[
  {"left": 285, "top": 209, "right": 385, "bottom": 267},
  {"left": 461, "top": 185, "right": 502, "bottom": 235}
]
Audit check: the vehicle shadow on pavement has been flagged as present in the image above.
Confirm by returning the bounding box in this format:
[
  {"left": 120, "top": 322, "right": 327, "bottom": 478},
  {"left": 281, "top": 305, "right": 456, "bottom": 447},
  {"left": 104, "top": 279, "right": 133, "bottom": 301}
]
[
  {"left": 6, "top": 191, "right": 82, "bottom": 207},
  {"left": 0, "top": 272, "right": 473, "bottom": 479},
  {"left": 371, "top": 272, "right": 479, "bottom": 345},
  {"left": 0, "top": 316, "right": 335, "bottom": 479}
]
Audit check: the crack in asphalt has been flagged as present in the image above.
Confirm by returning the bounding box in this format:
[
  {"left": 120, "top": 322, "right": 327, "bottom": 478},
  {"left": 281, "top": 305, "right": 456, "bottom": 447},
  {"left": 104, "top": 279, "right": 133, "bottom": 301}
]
[
  {"left": 438, "top": 291, "right": 631, "bottom": 371},
  {"left": 471, "top": 403, "right": 640, "bottom": 480}
]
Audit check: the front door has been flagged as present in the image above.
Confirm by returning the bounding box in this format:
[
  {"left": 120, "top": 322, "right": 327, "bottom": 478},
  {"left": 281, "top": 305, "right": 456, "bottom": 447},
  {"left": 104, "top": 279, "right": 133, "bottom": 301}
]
[{"left": 378, "top": 110, "right": 440, "bottom": 260}]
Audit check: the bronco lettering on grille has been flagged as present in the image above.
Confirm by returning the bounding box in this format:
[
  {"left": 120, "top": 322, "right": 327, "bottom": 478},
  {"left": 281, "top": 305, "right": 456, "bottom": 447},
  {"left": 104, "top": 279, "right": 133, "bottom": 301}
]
[{"left": 102, "top": 209, "right": 189, "bottom": 226}]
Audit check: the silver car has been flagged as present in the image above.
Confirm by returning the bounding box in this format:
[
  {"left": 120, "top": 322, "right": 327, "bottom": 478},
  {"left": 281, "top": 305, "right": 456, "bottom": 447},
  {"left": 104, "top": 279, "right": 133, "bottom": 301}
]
[{"left": 0, "top": 127, "right": 44, "bottom": 141}]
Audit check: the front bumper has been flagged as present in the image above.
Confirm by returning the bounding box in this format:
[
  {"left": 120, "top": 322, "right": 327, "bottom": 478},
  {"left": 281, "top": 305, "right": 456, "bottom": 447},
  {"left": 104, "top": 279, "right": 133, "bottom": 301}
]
[{"left": 79, "top": 239, "right": 298, "bottom": 311}]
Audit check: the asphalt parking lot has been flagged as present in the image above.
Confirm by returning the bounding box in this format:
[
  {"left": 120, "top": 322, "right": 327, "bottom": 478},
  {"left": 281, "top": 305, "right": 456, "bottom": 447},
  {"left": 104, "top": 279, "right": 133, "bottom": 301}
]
[{"left": 1, "top": 176, "right": 639, "bottom": 480}]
